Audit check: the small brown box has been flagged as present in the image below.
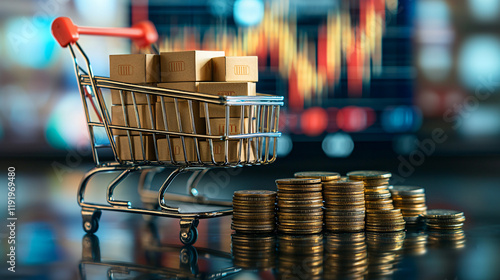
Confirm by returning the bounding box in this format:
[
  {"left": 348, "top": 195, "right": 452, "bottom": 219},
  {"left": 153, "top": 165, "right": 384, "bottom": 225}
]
[
  {"left": 199, "top": 140, "right": 257, "bottom": 163},
  {"left": 116, "top": 135, "right": 155, "bottom": 161},
  {"left": 155, "top": 101, "right": 205, "bottom": 134},
  {"left": 208, "top": 118, "right": 256, "bottom": 136},
  {"left": 111, "top": 85, "right": 157, "bottom": 105},
  {"left": 212, "top": 56, "right": 258, "bottom": 82},
  {"left": 160, "top": 51, "right": 225, "bottom": 82},
  {"left": 157, "top": 82, "right": 199, "bottom": 103},
  {"left": 157, "top": 137, "right": 198, "bottom": 162},
  {"left": 110, "top": 54, "right": 160, "bottom": 83},
  {"left": 198, "top": 82, "right": 256, "bottom": 118},
  {"left": 111, "top": 105, "right": 155, "bottom": 135}
]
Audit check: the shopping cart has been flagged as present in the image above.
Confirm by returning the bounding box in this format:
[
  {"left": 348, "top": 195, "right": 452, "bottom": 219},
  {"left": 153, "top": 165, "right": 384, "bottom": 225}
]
[{"left": 51, "top": 17, "right": 283, "bottom": 244}]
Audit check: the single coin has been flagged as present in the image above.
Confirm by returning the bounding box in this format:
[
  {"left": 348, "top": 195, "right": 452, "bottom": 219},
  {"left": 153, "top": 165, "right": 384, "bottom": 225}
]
[
  {"left": 294, "top": 171, "right": 341, "bottom": 182},
  {"left": 390, "top": 186, "right": 425, "bottom": 196},
  {"left": 234, "top": 190, "right": 277, "bottom": 197},
  {"left": 276, "top": 178, "right": 322, "bottom": 185},
  {"left": 424, "top": 209, "right": 464, "bottom": 219},
  {"left": 278, "top": 208, "right": 324, "bottom": 214},
  {"left": 348, "top": 171, "right": 392, "bottom": 180},
  {"left": 278, "top": 193, "right": 323, "bottom": 199}
]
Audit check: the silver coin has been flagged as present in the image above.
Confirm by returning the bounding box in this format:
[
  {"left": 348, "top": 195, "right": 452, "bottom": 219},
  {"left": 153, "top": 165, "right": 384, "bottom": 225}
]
[{"left": 390, "top": 186, "right": 425, "bottom": 195}]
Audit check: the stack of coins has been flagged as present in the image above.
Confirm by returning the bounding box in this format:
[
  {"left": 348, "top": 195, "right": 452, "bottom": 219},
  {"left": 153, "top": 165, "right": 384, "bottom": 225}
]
[
  {"left": 423, "top": 209, "right": 466, "bottom": 230},
  {"left": 390, "top": 186, "right": 427, "bottom": 224},
  {"left": 347, "top": 171, "right": 394, "bottom": 212},
  {"left": 232, "top": 190, "right": 276, "bottom": 233},
  {"left": 427, "top": 229, "right": 466, "bottom": 250},
  {"left": 231, "top": 233, "right": 276, "bottom": 269},
  {"left": 324, "top": 232, "right": 368, "bottom": 279},
  {"left": 278, "top": 234, "right": 324, "bottom": 280},
  {"left": 365, "top": 209, "right": 406, "bottom": 232},
  {"left": 323, "top": 180, "right": 366, "bottom": 232},
  {"left": 366, "top": 231, "right": 405, "bottom": 278},
  {"left": 276, "top": 178, "right": 324, "bottom": 234}
]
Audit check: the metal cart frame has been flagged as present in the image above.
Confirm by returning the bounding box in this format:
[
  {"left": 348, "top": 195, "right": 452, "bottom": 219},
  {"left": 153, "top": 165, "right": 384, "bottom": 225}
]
[{"left": 51, "top": 17, "right": 283, "bottom": 244}]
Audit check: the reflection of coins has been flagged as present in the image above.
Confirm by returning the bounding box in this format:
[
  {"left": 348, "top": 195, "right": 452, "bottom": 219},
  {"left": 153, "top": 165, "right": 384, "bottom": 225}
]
[
  {"left": 231, "top": 233, "right": 276, "bottom": 269},
  {"left": 278, "top": 234, "right": 324, "bottom": 280},
  {"left": 427, "top": 229, "right": 466, "bottom": 250}
]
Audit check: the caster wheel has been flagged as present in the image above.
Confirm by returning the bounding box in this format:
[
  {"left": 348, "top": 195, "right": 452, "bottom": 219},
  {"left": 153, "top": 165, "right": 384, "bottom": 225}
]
[
  {"left": 82, "top": 209, "right": 101, "bottom": 234},
  {"left": 180, "top": 227, "right": 198, "bottom": 245},
  {"left": 83, "top": 218, "right": 99, "bottom": 234}
]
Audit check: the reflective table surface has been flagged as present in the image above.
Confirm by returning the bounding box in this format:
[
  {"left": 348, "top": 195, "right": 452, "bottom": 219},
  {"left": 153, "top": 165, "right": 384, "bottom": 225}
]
[{"left": 1, "top": 157, "right": 500, "bottom": 279}]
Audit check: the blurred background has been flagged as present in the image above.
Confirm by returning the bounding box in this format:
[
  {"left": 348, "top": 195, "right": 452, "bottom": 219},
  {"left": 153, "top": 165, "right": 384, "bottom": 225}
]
[{"left": 1, "top": 0, "right": 500, "bottom": 279}]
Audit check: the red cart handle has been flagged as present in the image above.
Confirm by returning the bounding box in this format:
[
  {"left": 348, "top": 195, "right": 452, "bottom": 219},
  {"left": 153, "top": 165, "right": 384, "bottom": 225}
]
[{"left": 51, "top": 17, "right": 158, "bottom": 48}]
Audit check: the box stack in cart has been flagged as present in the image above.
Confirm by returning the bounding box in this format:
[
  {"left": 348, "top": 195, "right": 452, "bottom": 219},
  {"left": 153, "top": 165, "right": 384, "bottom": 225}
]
[{"left": 109, "top": 50, "right": 260, "bottom": 164}]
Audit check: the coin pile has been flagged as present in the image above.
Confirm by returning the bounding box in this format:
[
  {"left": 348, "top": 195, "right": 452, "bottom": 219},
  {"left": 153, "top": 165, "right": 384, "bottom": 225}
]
[
  {"left": 427, "top": 229, "right": 466, "bottom": 250},
  {"left": 365, "top": 209, "right": 406, "bottom": 232},
  {"left": 366, "top": 231, "right": 405, "bottom": 278},
  {"left": 324, "top": 232, "right": 368, "bottom": 279},
  {"left": 231, "top": 190, "right": 276, "bottom": 233},
  {"left": 276, "top": 178, "right": 324, "bottom": 234},
  {"left": 390, "top": 186, "right": 427, "bottom": 224},
  {"left": 347, "top": 171, "right": 394, "bottom": 212},
  {"left": 278, "top": 234, "right": 324, "bottom": 280},
  {"left": 423, "top": 209, "right": 465, "bottom": 230},
  {"left": 323, "top": 180, "right": 366, "bottom": 232},
  {"left": 231, "top": 233, "right": 276, "bottom": 269}
]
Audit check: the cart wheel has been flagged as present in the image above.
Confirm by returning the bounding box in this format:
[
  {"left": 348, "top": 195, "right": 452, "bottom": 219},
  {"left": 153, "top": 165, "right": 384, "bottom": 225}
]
[
  {"left": 82, "top": 208, "right": 101, "bottom": 234},
  {"left": 83, "top": 218, "right": 99, "bottom": 234},
  {"left": 180, "top": 226, "right": 198, "bottom": 245}
]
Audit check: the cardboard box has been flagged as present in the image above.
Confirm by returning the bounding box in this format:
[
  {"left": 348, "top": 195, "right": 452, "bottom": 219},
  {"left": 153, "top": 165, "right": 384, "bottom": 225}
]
[
  {"left": 155, "top": 101, "right": 205, "bottom": 134},
  {"left": 111, "top": 86, "right": 157, "bottom": 105},
  {"left": 208, "top": 118, "right": 256, "bottom": 136},
  {"left": 110, "top": 54, "right": 160, "bottom": 83},
  {"left": 212, "top": 56, "right": 258, "bottom": 82},
  {"left": 116, "top": 135, "right": 155, "bottom": 161},
  {"left": 111, "top": 105, "right": 155, "bottom": 135},
  {"left": 199, "top": 140, "right": 257, "bottom": 163},
  {"left": 160, "top": 51, "right": 225, "bottom": 82},
  {"left": 157, "top": 82, "right": 199, "bottom": 103},
  {"left": 198, "top": 82, "right": 256, "bottom": 118},
  {"left": 157, "top": 137, "right": 199, "bottom": 162}
]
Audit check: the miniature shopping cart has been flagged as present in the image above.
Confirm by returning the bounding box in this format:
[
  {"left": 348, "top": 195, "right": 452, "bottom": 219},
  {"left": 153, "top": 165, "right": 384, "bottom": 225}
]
[{"left": 51, "top": 17, "right": 283, "bottom": 244}]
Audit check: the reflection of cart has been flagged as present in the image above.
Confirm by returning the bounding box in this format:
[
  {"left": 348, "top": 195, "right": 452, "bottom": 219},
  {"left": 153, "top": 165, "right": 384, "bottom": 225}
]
[
  {"left": 81, "top": 233, "right": 241, "bottom": 279},
  {"left": 51, "top": 17, "right": 283, "bottom": 244}
]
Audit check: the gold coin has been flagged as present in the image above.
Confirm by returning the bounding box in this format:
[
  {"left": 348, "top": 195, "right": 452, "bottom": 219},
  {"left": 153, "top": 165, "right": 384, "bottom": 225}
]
[
  {"left": 294, "top": 171, "right": 341, "bottom": 182},
  {"left": 234, "top": 190, "right": 277, "bottom": 197},
  {"left": 278, "top": 208, "right": 324, "bottom": 214},
  {"left": 278, "top": 193, "right": 323, "bottom": 199},
  {"left": 276, "top": 178, "right": 322, "bottom": 185},
  {"left": 423, "top": 209, "right": 464, "bottom": 219},
  {"left": 277, "top": 185, "right": 323, "bottom": 192}
]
